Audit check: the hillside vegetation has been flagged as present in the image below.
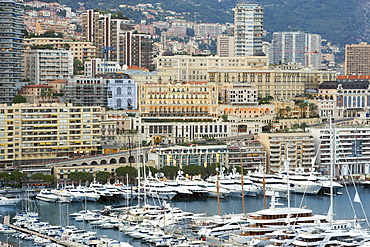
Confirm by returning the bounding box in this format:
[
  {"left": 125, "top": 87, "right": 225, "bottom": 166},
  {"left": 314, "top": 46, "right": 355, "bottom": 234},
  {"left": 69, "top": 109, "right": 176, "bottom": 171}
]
[{"left": 60, "top": 0, "right": 368, "bottom": 46}]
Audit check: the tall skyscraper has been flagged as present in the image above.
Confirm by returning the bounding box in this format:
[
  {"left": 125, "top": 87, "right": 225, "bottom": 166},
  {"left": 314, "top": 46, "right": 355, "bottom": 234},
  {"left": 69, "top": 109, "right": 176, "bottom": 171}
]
[
  {"left": 233, "top": 3, "right": 263, "bottom": 57},
  {"left": 272, "top": 31, "right": 322, "bottom": 69},
  {"left": 0, "top": 0, "right": 24, "bottom": 103},
  {"left": 345, "top": 42, "right": 370, "bottom": 75}
]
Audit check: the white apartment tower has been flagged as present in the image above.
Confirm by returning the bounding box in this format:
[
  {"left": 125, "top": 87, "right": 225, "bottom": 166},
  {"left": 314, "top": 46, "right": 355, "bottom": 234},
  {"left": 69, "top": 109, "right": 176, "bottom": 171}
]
[
  {"left": 272, "top": 31, "right": 322, "bottom": 69},
  {"left": 233, "top": 3, "right": 263, "bottom": 57}
]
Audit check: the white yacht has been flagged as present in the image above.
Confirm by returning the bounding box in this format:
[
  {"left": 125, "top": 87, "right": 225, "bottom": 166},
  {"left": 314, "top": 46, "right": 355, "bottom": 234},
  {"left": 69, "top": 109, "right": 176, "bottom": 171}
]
[
  {"left": 54, "top": 190, "right": 73, "bottom": 203},
  {"left": 291, "top": 227, "right": 370, "bottom": 247},
  {"left": 36, "top": 189, "right": 58, "bottom": 202},
  {"left": 174, "top": 172, "right": 207, "bottom": 197},
  {"left": 206, "top": 168, "right": 252, "bottom": 197},
  {"left": 246, "top": 170, "right": 295, "bottom": 197},
  {"left": 89, "top": 181, "right": 113, "bottom": 200},
  {"left": 228, "top": 168, "right": 263, "bottom": 197},
  {"left": 140, "top": 174, "right": 177, "bottom": 200},
  {"left": 0, "top": 196, "right": 21, "bottom": 206},
  {"left": 76, "top": 186, "right": 100, "bottom": 201},
  {"left": 163, "top": 179, "right": 193, "bottom": 197},
  {"left": 63, "top": 186, "right": 86, "bottom": 202},
  {"left": 193, "top": 178, "right": 229, "bottom": 198},
  {"left": 275, "top": 170, "right": 322, "bottom": 194}
]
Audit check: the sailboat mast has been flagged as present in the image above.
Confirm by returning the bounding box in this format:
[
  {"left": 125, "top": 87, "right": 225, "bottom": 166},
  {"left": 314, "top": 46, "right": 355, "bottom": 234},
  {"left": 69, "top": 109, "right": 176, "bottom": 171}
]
[
  {"left": 216, "top": 167, "right": 220, "bottom": 216},
  {"left": 285, "top": 144, "right": 291, "bottom": 225},
  {"left": 240, "top": 146, "right": 246, "bottom": 215},
  {"left": 328, "top": 116, "right": 334, "bottom": 226}
]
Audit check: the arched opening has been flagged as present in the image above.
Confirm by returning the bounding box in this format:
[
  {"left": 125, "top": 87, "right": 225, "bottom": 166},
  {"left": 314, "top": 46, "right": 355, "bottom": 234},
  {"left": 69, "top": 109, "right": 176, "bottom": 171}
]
[
  {"left": 110, "top": 158, "right": 117, "bottom": 164},
  {"left": 128, "top": 156, "right": 135, "bottom": 163},
  {"left": 100, "top": 160, "right": 107, "bottom": 164},
  {"left": 119, "top": 157, "right": 127, "bottom": 163},
  {"left": 91, "top": 161, "right": 98, "bottom": 165},
  {"left": 81, "top": 162, "right": 88, "bottom": 166}
]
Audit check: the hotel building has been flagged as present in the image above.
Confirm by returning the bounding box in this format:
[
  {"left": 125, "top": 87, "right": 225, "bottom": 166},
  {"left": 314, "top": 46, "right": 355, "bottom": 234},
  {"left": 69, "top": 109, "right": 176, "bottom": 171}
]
[{"left": 318, "top": 81, "right": 370, "bottom": 119}]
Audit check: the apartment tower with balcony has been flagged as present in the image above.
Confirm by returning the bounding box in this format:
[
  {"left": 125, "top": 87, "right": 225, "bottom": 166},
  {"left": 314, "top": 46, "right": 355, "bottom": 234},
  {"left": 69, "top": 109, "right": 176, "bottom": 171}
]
[
  {"left": 0, "top": 0, "right": 24, "bottom": 103},
  {"left": 233, "top": 3, "right": 263, "bottom": 57}
]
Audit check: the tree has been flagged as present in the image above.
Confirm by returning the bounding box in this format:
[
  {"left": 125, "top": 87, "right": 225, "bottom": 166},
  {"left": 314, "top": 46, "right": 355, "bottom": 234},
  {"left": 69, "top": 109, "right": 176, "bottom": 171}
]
[
  {"left": 286, "top": 106, "right": 291, "bottom": 117},
  {"left": 221, "top": 114, "right": 228, "bottom": 122},
  {"left": 160, "top": 166, "right": 180, "bottom": 179},
  {"left": 182, "top": 164, "right": 205, "bottom": 177},
  {"left": 204, "top": 163, "right": 217, "bottom": 178},
  {"left": 73, "top": 57, "right": 84, "bottom": 75},
  {"left": 309, "top": 103, "right": 318, "bottom": 116},
  {"left": 68, "top": 172, "right": 93, "bottom": 185},
  {"left": 10, "top": 171, "right": 26, "bottom": 188},
  {"left": 30, "top": 173, "right": 45, "bottom": 181},
  {"left": 116, "top": 166, "right": 138, "bottom": 182},
  {"left": 0, "top": 172, "right": 10, "bottom": 186},
  {"left": 186, "top": 28, "right": 195, "bottom": 37},
  {"left": 43, "top": 175, "right": 56, "bottom": 187},
  {"left": 12, "top": 95, "right": 27, "bottom": 103},
  {"left": 95, "top": 171, "right": 111, "bottom": 183},
  {"left": 298, "top": 102, "right": 309, "bottom": 118},
  {"left": 300, "top": 122, "right": 308, "bottom": 132},
  {"left": 40, "top": 88, "right": 53, "bottom": 103}
]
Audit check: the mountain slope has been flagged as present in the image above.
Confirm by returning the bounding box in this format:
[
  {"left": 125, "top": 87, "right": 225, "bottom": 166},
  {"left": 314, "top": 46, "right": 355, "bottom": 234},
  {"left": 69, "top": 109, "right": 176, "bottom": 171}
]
[{"left": 61, "top": 0, "right": 368, "bottom": 46}]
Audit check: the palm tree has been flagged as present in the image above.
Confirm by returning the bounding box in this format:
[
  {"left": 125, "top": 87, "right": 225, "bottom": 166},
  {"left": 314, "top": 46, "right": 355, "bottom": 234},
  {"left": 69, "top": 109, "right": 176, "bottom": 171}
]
[
  {"left": 286, "top": 106, "right": 291, "bottom": 117},
  {"left": 298, "top": 102, "right": 309, "bottom": 118},
  {"left": 309, "top": 103, "right": 318, "bottom": 116}
]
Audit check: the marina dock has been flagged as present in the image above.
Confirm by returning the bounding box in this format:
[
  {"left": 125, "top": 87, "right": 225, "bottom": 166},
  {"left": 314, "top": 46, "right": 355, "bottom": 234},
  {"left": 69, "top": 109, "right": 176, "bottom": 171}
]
[{"left": 7, "top": 224, "right": 85, "bottom": 247}]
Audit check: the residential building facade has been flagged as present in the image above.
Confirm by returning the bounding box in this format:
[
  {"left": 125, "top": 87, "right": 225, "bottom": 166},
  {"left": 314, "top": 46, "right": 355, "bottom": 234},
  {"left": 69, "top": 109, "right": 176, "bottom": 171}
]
[
  {"left": 217, "top": 35, "right": 235, "bottom": 57},
  {"left": 257, "top": 132, "right": 315, "bottom": 173},
  {"left": 311, "top": 127, "right": 370, "bottom": 176},
  {"left": 345, "top": 42, "right": 370, "bottom": 75},
  {"left": 0, "top": 103, "right": 102, "bottom": 168},
  {"left": 233, "top": 3, "right": 263, "bottom": 56},
  {"left": 228, "top": 142, "right": 266, "bottom": 171},
  {"left": 0, "top": 0, "right": 24, "bottom": 103},
  {"left": 23, "top": 38, "right": 97, "bottom": 63},
  {"left": 23, "top": 49, "right": 73, "bottom": 84},
  {"left": 138, "top": 80, "right": 218, "bottom": 117},
  {"left": 272, "top": 31, "right": 322, "bottom": 69}
]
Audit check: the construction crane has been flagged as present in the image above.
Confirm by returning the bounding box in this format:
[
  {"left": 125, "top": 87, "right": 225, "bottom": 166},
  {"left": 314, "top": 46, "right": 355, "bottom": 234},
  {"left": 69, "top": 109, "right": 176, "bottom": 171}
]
[{"left": 102, "top": 46, "right": 114, "bottom": 73}]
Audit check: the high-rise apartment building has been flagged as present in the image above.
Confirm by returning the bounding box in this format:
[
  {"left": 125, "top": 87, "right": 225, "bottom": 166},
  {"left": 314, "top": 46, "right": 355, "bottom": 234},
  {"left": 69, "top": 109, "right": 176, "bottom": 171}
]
[
  {"left": 233, "top": 3, "right": 263, "bottom": 57},
  {"left": 345, "top": 42, "right": 370, "bottom": 75},
  {"left": 217, "top": 35, "right": 235, "bottom": 57},
  {"left": 23, "top": 49, "right": 73, "bottom": 84},
  {"left": 0, "top": 103, "right": 102, "bottom": 168},
  {"left": 82, "top": 10, "right": 153, "bottom": 70},
  {"left": 0, "top": 0, "right": 24, "bottom": 103},
  {"left": 272, "top": 31, "right": 321, "bottom": 69},
  {"left": 120, "top": 32, "right": 153, "bottom": 70}
]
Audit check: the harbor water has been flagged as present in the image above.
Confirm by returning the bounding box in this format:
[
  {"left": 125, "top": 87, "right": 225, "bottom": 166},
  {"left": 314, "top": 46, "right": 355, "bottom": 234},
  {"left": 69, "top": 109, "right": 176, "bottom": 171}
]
[{"left": 0, "top": 184, "right": 369, "bottom": 246}]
